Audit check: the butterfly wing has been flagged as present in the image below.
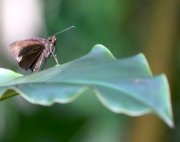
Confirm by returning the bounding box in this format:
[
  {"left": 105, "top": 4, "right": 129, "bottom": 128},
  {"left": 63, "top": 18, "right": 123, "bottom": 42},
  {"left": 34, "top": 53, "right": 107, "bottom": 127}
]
[
  {"left": 19, "top": 47, "right": 44, "bottom": 70},
  {"left": 9, "top": 38, "right": 45, "bottom": 71}
]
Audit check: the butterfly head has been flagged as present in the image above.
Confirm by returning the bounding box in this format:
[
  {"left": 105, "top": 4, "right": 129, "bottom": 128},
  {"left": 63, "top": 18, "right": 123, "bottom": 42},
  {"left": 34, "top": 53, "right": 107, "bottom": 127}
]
[{"left": 48, "top": 36, "right": 57, "bottom": 46}]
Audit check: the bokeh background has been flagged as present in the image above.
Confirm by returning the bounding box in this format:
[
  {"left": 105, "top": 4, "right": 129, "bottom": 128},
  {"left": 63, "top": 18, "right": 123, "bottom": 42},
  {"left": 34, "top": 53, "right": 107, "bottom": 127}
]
[{"left": 0, "top": 0, "right": 179, "bottom": 142}]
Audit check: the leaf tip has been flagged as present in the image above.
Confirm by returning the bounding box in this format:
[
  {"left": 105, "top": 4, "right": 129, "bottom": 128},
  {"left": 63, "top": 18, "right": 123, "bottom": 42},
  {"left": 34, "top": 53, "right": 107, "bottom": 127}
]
[{"left": 91, "top": 44, "right": 116, "bottom": 59}]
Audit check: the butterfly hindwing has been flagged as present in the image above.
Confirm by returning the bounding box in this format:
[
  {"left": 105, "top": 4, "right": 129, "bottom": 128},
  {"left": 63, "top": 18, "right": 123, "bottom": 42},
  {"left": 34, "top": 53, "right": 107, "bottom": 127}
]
[{"left": 30, "top": 52, "right": 46, "bottom": 71}]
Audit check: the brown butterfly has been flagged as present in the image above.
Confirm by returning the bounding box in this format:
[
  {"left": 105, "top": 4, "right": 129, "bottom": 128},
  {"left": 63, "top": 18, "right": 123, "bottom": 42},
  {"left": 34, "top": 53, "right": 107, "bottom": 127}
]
[{"left": 9, "top": 26, "right": 75, "bottom": 72}]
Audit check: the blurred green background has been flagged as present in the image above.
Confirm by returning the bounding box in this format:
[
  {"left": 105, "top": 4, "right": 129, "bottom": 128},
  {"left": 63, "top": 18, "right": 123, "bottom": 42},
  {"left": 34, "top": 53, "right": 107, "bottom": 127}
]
[{"left": 0, "top": 0, "right": 179, "bottom": 142}]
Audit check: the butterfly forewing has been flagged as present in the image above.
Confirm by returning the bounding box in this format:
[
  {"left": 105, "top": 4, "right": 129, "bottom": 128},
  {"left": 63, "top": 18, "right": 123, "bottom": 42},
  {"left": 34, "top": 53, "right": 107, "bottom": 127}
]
[
  {"left": 9, "top": 38, "right": 46, "bottom": 71},
  {"left": 9, "top": 38, "right": 45, "bottom": 60}
]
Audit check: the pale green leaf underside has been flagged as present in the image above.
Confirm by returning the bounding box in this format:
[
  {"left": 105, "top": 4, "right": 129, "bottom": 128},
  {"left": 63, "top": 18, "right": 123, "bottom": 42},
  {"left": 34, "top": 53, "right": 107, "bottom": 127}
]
[{"left": 0, "top": 44, "right": 173, "bottom": 127}]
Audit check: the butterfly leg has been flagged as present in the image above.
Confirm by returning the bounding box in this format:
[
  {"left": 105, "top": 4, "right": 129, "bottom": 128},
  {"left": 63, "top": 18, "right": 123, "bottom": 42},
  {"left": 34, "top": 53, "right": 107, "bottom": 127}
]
[{"left": 51, "top": 52, "right": 59, "bottom": 65}]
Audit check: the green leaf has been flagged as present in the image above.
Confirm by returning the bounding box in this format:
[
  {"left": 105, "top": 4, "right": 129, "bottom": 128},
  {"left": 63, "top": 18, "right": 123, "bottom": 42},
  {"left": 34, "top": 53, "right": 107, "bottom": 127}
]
[
  {"left": 0, "top": 44, "right": 173, "bottom": 127},
  {"left": 0, "top": 68, "right": 22, "bottom": 83},
  {"left": 0, "top": 68, "right": 23, "bottom": 100}
]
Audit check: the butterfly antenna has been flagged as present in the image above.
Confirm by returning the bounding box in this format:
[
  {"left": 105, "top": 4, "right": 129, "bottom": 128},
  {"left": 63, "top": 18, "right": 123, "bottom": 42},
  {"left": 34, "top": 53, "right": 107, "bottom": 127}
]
[{"left": 53, "top": 26, "right": 75, "bottom": 36}]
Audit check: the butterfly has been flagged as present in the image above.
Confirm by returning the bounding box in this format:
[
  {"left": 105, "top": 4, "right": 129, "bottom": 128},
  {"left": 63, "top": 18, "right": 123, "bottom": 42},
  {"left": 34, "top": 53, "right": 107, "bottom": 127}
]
[{"left": 9, "top": 26, "right": 75, "bottom": 72}]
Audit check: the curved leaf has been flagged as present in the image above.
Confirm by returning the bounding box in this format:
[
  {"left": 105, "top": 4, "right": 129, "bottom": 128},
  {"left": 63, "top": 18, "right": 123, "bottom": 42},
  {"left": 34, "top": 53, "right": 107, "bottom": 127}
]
[{"left": 0, "top": 44, "right": 173, "bottom": 127}]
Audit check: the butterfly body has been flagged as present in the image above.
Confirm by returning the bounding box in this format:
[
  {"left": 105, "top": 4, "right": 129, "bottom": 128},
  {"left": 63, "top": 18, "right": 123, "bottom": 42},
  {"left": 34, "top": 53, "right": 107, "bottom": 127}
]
[{"left": 9, "top": 36, "right": 57, "bottom": 72}]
